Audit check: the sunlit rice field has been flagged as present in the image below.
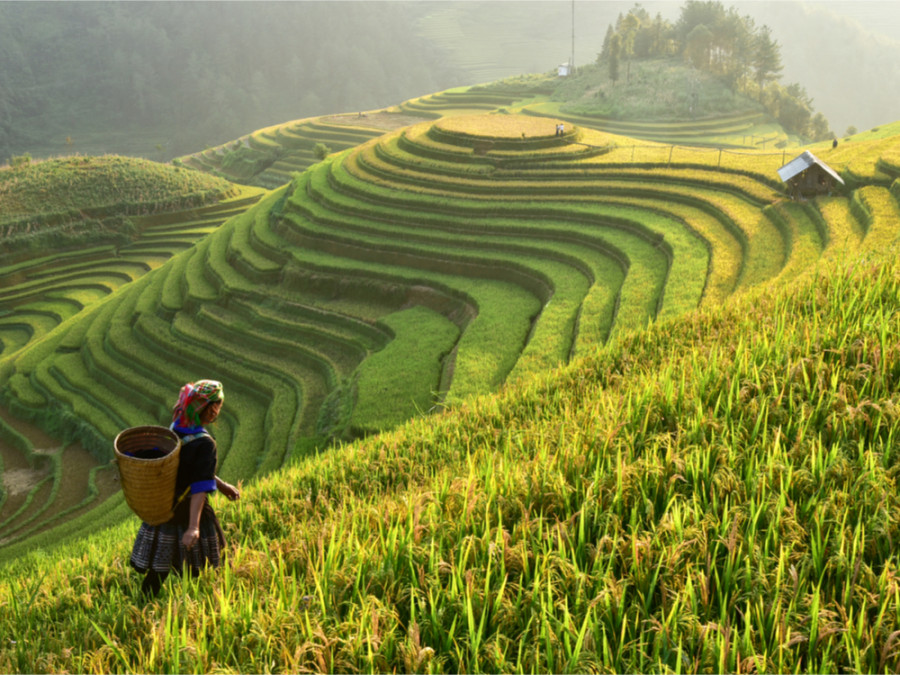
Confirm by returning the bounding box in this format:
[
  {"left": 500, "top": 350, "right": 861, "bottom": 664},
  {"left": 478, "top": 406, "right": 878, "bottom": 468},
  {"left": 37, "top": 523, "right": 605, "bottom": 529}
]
[
  {"left": 3, "top": 248, "right": 900, "bottom": 672},
  {"left": 1, "top": 85, "right": 900, "bottom": 672}
]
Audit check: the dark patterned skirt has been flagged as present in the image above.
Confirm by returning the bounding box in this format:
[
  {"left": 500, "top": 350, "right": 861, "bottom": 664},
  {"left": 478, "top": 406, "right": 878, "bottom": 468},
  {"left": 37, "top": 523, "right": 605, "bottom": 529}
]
[{"left": 130, "top": 502, "right": 225, "bottom": 574}]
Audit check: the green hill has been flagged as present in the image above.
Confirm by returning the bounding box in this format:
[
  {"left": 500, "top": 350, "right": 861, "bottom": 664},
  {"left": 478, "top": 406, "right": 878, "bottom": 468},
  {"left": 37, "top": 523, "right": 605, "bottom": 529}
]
[
  {"left": 0, "top": 155, "right": 237, "bottom": 261},
  {"left": 2, "top": 107, "right": 899, "bottom": 560},
  {"left": 0, "top": 155, "right": 233, "bottom": 221},
  {"left": 1, "top": 60, "right": 900, "bottom": 672},
  {"left": 3, "top": 240, "right": 900, "bottom": 672}
]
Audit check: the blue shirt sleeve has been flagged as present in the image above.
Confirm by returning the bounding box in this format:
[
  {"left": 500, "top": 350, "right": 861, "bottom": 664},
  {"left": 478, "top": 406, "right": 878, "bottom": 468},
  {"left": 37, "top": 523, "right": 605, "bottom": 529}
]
[{"left": 190, "top": 478, "right": 218, "bottom": 494}]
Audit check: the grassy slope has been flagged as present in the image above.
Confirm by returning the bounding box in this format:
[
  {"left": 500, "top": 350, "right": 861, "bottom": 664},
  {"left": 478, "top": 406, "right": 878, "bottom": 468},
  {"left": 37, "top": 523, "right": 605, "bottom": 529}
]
[
  {"left": 0, "top": 61, "right": 899, "bottom": 670},
  {"left": 2, "top": 238, "right": 900, "bottom": 672},
  {"left": 0, "top": 155, "right": 233, "bottom": 223},
  {"left": 551, "top": 59, "right": 763, "bottom": 121}
]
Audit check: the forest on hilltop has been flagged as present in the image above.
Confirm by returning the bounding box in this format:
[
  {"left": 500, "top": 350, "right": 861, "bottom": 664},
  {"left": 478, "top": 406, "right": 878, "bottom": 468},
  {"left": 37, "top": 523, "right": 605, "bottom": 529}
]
[
  {"left": 594, "top": 1, "right": 831, "bottom": 140},
  {"left": 0, "top": 1, "right": 463, "bottom": 162}
]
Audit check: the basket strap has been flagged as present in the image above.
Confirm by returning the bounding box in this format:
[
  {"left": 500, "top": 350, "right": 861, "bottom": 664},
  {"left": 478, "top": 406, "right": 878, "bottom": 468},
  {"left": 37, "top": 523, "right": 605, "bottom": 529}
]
[{"left": 173, "top": 485, "right": 191, "bottom": 510}]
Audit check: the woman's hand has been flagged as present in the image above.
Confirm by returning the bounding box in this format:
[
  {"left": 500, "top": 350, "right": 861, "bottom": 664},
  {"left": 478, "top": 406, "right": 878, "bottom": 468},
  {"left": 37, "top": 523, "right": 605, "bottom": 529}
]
[
  {"left": 182, "top": 526, "right": 200, "bottom": 549},
  {"left": 217, "top": 478, "right": 241, "bottom": 501}
]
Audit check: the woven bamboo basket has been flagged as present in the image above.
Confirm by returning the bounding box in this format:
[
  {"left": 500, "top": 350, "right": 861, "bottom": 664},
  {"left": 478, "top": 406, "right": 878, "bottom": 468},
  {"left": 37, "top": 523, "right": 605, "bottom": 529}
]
[{"left": 114, "top": 426, "right": 182, "bottom": 526}]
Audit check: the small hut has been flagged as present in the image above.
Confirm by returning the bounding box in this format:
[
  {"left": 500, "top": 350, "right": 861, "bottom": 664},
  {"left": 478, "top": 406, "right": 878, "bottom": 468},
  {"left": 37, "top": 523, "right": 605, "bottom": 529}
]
[
  {"left": 557, "top": 62, "right": 572, "bottom": 77},
  {"left": 777, "top": 151, "right": 845, "bottom": 199}
]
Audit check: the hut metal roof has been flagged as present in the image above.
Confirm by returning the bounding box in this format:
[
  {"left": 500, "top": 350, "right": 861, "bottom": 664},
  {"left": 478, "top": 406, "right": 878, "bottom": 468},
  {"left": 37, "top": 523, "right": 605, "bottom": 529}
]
[{"left": 777, "top": 151, "right": 845, "bottom": 185}]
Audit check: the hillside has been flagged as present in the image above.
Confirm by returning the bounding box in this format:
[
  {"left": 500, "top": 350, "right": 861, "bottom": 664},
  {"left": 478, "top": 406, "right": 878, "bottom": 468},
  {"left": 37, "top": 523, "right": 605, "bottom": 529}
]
[
  {"left": 0, "top": 158, "right": 266, "bottom": 549},
  {"left": 3, "top": 243, "right": 900, "bottom": 671},
  {"left": 5, "top": 1, "right": 900, "bottom": 166},
  {"left": 411, "top": 0, "right": 900, "bottom": 135},
  {"left": 0, "top": 155, "right": 237, "bottom": 262},
  {"left": 0, "top": 2, "right": 463, "bottom": 163},
  {"left": 2, "top": 99, "right": 900, "bottom": 556},
  {"left": 178, "top": 74, "right": 798, "bottom": 191},
  {"left": 1, "top": 41, "right": 900, "bottom": 670},
  {"left": 0, "top": 155, "right": 233, "bottom": 223}
]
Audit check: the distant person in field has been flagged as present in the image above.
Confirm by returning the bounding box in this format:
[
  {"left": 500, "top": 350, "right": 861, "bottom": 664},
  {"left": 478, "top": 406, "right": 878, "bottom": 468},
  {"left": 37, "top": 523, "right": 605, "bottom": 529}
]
[{"left": 130, "top": 379, "right": 241, "bottom": 598}]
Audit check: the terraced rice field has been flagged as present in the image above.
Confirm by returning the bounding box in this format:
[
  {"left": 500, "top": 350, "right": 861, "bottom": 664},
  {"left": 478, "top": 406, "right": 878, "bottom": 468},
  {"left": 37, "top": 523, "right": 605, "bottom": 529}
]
[
  {"left": 522, "top": 102, "right": 797, "bottom": 149},
  {"left": 180, "top": 114, "right": 394, "bottom": 189},
  {"left": 0, "top": 187, "right": 265, "bottom": 552},
  {"left": 3, "top": 112, "right": 899, "bottom": 559},
  {"left": 0, "top": 187, "right": 264, "bottom": 362},
  {"left": 398, "top": 85, "right": 551, "bottom": 119}
]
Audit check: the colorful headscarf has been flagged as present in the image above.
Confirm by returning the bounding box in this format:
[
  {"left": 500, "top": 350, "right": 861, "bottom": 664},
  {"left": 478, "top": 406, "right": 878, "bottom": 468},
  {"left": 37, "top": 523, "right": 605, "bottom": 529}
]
[{"left": 171, "top": 380, "right": 224, "bottom": 430}]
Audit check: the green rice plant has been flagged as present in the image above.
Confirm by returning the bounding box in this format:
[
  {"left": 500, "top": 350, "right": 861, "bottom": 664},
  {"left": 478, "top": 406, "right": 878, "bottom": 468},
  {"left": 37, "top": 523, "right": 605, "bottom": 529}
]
[
  {"left": 520, "top": 103, "right": 785, "bottom": 149},
  {"left": 0, "top": 474, "right": 53, "bottom": 537},
  {"left": 129, "top": 311, "right": 273, "bottom": 479},
  {"left": 192, "top": 303, "right": 329, "bottom": 429},
  {"left": 813, "top": 197, "right": 864, "bottom": 264},
  {"left": 158, "top": 249, "right": 192, "bottom": 314},
  {"left": 853, "top": 186, "right": 900, "bottom": 252},
  {"left": 0, "top": 185, "right": 262, "bottom": 362},
  {"left": 225, "top": 297, "right": 374, "bottom": 377},
  {"left": 0, "top": 446, "right": 96, "bottom": 546},
  {"left": 4, "top": 108, "right": 899, "bottom": 582},
  {"left": 763, "top": 202, "right": 825, "bottom": 285},
  {"left": 0, "top": 314, "right": 56, "bottom": 358},
  {"left": 278, "top": 206, "right": 598, "bottom": 369},
  {"left": 0, "top": 155, "right": 233, "bottom": 226},
  {"left": 317, "top": 156, "right": 689, "bottom": 328},
  {"left": 352, "top": 306, "right": 460, "bottom": 433},
  {"left": 285, "top": 242, "right": 541, "bottom": 403},
  {"left": 181, "top": 237, "right": 218, "bottom": 302},
  {"left": 334, "top": 137, "right": 765, "bottom": 290},
  {"left": 822, "top": 135, "right": 900, "bottom": 187},
  {"left": 224, "top": 191, "right": 290, "bottom": 280}
]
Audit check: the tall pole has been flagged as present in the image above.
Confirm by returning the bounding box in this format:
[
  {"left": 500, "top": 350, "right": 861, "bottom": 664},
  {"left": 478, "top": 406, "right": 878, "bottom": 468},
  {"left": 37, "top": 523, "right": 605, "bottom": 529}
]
[{"left": 571, "top": 0, "right": 575, "bottom": 74}]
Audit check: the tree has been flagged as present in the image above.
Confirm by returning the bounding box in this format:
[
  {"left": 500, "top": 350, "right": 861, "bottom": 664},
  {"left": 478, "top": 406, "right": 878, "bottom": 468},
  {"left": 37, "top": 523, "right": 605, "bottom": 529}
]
[
  {"left": 718, "top": 9, "right": 754, "bottom": 87},
  {"left": 774, "top": 83, "right": 812, "bottom": 137},
  {"left": 619, "top": 11, "right": 641, "bottom": 82},
  {"left": 684, "top": 23, "right": 713, "bottom": 69},
  {"left": 753, "top": 25, "right": 783, "bottom": 101},
  {"left": 609, "top": 33, "right": 622, "bottom": 84},
  {"left": 809, "top": 113, "right": 831, "bottom": 142},
  {"left": 598, "top": 24, "right": 615, "bottom": 63},
  {"left": 676, "top": 0, "right": 726, "bottom": 46},
  {"left": 313, "top": 142, "right": 331, "bottom": 161},
  {"left": 647, "top": 13, "right": 674, "bottom": 57}
]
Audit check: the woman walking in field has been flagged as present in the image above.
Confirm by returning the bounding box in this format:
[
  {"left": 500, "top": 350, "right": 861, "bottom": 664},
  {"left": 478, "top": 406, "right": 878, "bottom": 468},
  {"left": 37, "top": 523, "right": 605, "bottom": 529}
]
[{"left": 130, "top": 379, "right": 240, "bottom": 597}]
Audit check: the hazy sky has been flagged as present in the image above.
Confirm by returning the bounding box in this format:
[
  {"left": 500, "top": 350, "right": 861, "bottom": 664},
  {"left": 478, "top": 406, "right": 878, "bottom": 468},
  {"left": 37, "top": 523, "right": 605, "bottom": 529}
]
[{"left": 796, "top": 0, "right": 900, "bottom": 41}]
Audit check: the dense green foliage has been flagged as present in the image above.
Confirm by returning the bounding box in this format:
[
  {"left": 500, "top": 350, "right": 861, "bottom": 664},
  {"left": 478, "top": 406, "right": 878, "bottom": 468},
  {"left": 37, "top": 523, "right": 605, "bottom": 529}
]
[
  {"left": 553, "top": 58, "right": 765, "bottom": 123},
  {"left": 3, "top": 247, "right": 900, "bottom": 671},
  {"left": 594, "top": 1, "right": 831, "bottom": 140}
]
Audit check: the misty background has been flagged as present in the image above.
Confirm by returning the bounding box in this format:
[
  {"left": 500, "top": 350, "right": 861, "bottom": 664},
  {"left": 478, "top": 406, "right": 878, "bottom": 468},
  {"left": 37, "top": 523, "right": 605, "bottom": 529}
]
[{"left": 1, "top": 1, "right": 898, "bottom": 163}]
